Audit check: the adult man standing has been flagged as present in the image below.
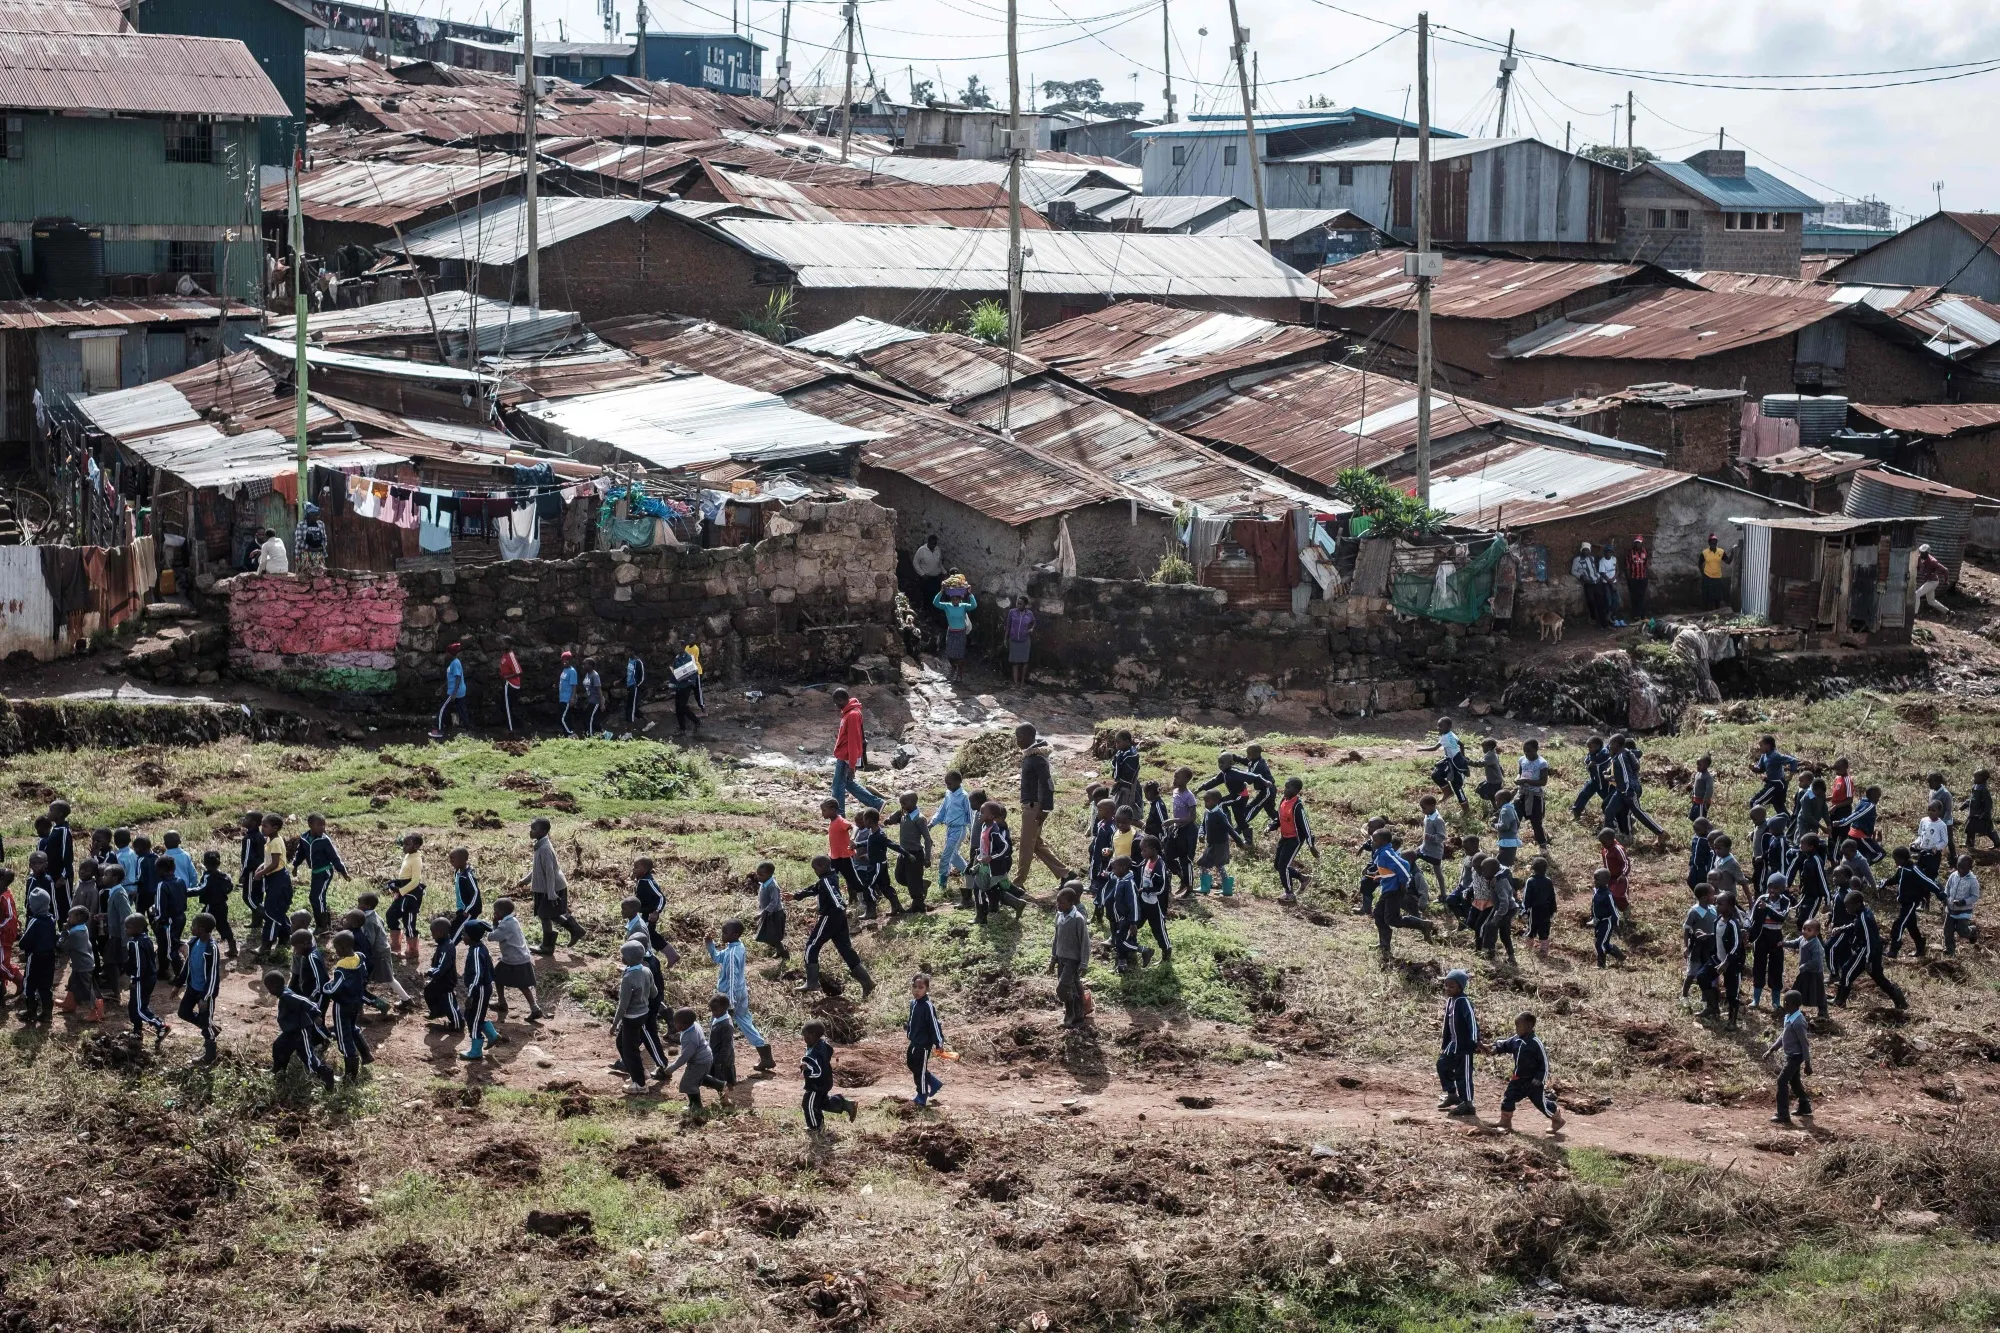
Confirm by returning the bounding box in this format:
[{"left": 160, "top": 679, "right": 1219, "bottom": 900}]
[
  {"left": 1915, "top": 544, "right": 1951, "bottom": 617},
  {"left": 830, "top": 688, "right": 884, "bottom": 814},
  {"left": 911, "top": 535, "right": 946, "bottom": 613},
  {"left": 1570, "top": 542, "right": 1603, "bottom": 628},
  {"left": 1014, "top": 723, "right": 1071, "bottom": 888},
  {"left": 1625, "top": 535, "right": 1651, "bottom": 621},
  {"left": 294, "top": 503, "right": 329, "bottom": 576},
  {"left": 430, "top": 642, "right": 469, "bottom": 739},
  {"left": 1699, "top": 534, "right": 1732, "bottom": 611}
]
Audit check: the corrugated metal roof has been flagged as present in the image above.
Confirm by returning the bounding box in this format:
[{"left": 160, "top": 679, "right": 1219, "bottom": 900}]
[
  {"left": 383, "top": 196, "right": 656, "bottom": 264},
  {"left": 791, "top": 380, "right": 1123, "bottom": 526},
  {"left": 1850, "top": 401, "right": 2000, "bottom": 438},
  {"left": 1845, "top": 469, "right": 1974, "bottom": 575},
  {"left": 245, "top": 334, "right": 498, "bottom": 386},
  {"left": 1162, "top": 360, "right": 1502, "bottom": 482},
  {"left": 260, "top": 155, "right": 522, "bottom": 226},
  {"left": 1020, "top": 301, "right": 1332, "bottom": 399},
  {"left": 0, "top": 296, "right": 255, "bottom": 330},
  {"left": 485, "top": 348, "right": 666, "bottom": 400},
  {"left": 1131, "top": 109, "right": 1452, "bottom": 141},
  {"left": 1064, "top": 185, "right": 1136, "bottom": 216},
  {"left": 535, "top": 42, "right": 634, "bottom": 57},
  {"left": 1088, "top": 194, "right": 1240, "bottom": 232},
  {"left": 1316, "top": 251, "right": 1652, "bottom": 320},
  {"left": 590, "top": 315, "right": 846, "bottom": 395},
  {"left": 860, "top": 155, "right": 1138, "bottom": 204},
  {"left": 1683, "top": 270, "right": 2000, "bottom": 359},
  {"left": 118, "top": 423, "right": 406, "bottom": 489},
  {"left": 707, "top": 218, "right": 1324, "bottom": 300},
  {"left": 269, "top": 292, "right": 583, "bottom": 358},
  {"left": 1745, "top": 447, "right": 1877, "bottom": 482},
  {"left": 512, "top": 374, "right": 878, "bottom": 471},
  {"left": 1501, "top": 288, "right": 1840, "bottom": 361},
  {"left": 701, "top": 162, "right": 1045, "bottom": 229},
  {"left": 0, "top": 0, "right": 127, "bottom": 33},
  {"left": 953, "top": 378, "right": 1323, "bottom": 515},
  {"left": 789, "top": 315, "right": 925, "bottom": 358},
  {"left": 1272, "top": 135, "right": 1530, "bottom": 165},
  {"left": 1646, "top": 161, "right": 1819, "bottom": 212},
  {"left": 0, "top": 30, "right": 290, "bottom": 116},
  {"left": 1734, "top": 515, "right": 1909, "bottom": 533},
  {"left": 1196, "top": 208, "right": 1373, "bottom": 242},
  {"left": 858, "top": 333, "right": 1044, "bottom": 405},
  {"left": 1427, "top": 440, "right": 1690, "bottom": 529}
]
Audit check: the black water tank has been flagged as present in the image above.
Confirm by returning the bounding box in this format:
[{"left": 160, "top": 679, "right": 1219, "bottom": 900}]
[
  {"left": 0, "top": 240, "right": 23, "bottom": 299},
  {"left": 31, "top": 217, "right": 105, "bottom": 298}
]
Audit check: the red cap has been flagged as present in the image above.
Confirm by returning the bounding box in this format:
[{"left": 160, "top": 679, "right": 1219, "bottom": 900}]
[
  {"left": 561, "top": 650, "right": 573, "bottom": 659},
  {"left": 448, "top": 642, "right": 462, "bottom": 652}
]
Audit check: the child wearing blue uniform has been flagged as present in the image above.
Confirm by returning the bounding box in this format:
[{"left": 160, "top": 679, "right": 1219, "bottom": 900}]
[
  {"left": 432, "top": 642, "right": 469, "bottom": 738},
  {"left": 1196, "top": 790, "right": 1245, "bottom": 897},
  {"left": 264, "top": 969, "right": 335, "bottom": 1090},
  {"left": 1436, "top": 970, "right": 1479, "bottom": 1114},
  {"left": 1748, "top": 735, "right": 1800, "bottom": 814},
  {"left": 1490, "top": 1011, "right": 1563, "bottom": 1133},
  {"left": 906, "top": 973, "right": 947, "bottom": 1106},
  {"left": 423, "top": 915, "right": 462, "bottom": 1031},
  {"left": 1421, "top": 718, "right": 1471, "bottom": 812},
  {"left": 1590, "top": 868, "right": 1624, "bottom": 967},
  {"left": 929, "top": 771, "right": 973, "bottom": 902},
  {"left": 556, "top": 651, "right": 578, "bottom": 735},
  {"left": 179, "top": 913, "right": 223, "bottom": 1063},
  {"left": 800, "top": 1021, "right": 859, "bottom": 1134}
]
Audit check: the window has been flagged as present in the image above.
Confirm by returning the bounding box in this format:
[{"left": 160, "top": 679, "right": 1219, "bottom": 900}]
[
  {"left": 1307, "top": 165, "right": 1322, "bottom": 185},
  {"left": 1672, "top": 209, "right": 1690, "bottom": 229},
  {"left": 1724, "top": 211, "right": 1740, "bottom": 230},
  {"left": 1337, "top": 165, "right": 1354, "bottom": 186},
  {"left": 1170, "top": 144, "right": 1186, "bottom": 166},
  {"left": 1, "top": 115, "right": 19, "bottom": 161},
  {"left": 78, "top": 333, "right": 121, "bottom": 394},
  {"left": 1223, "top": 144, "right": 1238, "bottom": 166},
  {"left": 1756, "top": 211, "right": 1771, "bottom": 230},
  {"left": 164, "top": 118, "right": 212, "bottom": 164},
  {"left": 165, "top": 240, "right": 212, "bottom": 274},
  {"left": 1648, "top": 208, "right": 1668, "bottom": 229},
  {"left": 1772, "top": 212, "right": 1786, "bottom": 231}
]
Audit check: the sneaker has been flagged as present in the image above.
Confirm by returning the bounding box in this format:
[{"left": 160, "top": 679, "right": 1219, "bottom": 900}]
[
  {"left": 1446, "top": 1103, "right": 1478, "bottom": 1116},
  {"left": 846, "top": 1101, "right": 859, "bottom": 1123}
]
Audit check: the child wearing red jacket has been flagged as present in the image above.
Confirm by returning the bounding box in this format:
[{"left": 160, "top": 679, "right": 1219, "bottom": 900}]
[{"left": 1599, "top": 828, "right": 1632, "bottom": 911}]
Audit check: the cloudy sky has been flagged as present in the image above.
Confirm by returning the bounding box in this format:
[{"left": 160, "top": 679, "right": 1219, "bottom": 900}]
[{"left": 442, "top": 0, "right": 2000, "bottom": 221}]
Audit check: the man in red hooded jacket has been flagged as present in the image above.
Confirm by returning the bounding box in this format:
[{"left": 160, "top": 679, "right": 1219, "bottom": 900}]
[{"left": 831, "top": 689, "right": 885, "bottom": 814}]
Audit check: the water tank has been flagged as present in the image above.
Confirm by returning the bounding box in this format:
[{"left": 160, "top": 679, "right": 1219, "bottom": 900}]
[
  {"left": 1760, "top": 393, "right": 1849, "bottom": 448},
  {"left": 30, "top": 217, "right": 105, "bottom": 299},
  {"left": 1825, "top": 429, "right": 1897, "bottom": 460}
]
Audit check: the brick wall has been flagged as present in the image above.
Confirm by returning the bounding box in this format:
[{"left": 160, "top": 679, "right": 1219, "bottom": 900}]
[
  {"left": 222, "top": 499, "right": 904, "bottom": 713},
  {"left": 1833, "top": 327, "right": 1953, "bottom": 404},
  {"left": 223, "top": 569, "right": 406, "bottom": 695},
  {"left": 1613, "top": 398, "right": 1741, "bottom": 475}
]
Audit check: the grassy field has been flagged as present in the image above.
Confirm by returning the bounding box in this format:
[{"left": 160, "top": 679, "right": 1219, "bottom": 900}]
[{"left": 1, "top": 689, "right": 1998, "bottom": 1332}]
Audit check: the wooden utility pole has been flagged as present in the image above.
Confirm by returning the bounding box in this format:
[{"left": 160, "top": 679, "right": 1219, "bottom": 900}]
[
  {"left": 380, "top": 0, "right": 393, "bottom": 66},
  {"left": 1224, "top": 0, "right": 1267, "bottom": 248},
  {"left": 1494, "top": 29, "right": 1515, "bottom": 136},
  {"left": 1160, "top": 0, "right": 1174, "bottom": 122},
  {"left": 1413, "top": 10, "right": 1433, "bottom": 504},
  {"left": 838, "top": 0, "right": 856, "bottom": 161},
  {"left": 288, "top": 160, "right": 309, "bottom": 524},
  {"left": 636, "top": 1, "right": 647, "bottom": 78},
  {"left": 523, "top": 0, "right": 539, "bottom": 309},
  {"left": 1002, "top": 0, "right": 1023, "bottom": 428},
  {"left": 770, "top": 0, "right": 792, "bottom": 124},
  {"left": 1625, "top": 91, "right": 1635, "bottom": 171}
]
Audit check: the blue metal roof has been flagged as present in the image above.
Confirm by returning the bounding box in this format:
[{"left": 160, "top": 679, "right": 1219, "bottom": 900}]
[
  {"left": 1648, "top": 162, "right": 1819, "bottom": 212},
  {"left": 1132, "top": 108, "right": 1462, "bottom": 140}
]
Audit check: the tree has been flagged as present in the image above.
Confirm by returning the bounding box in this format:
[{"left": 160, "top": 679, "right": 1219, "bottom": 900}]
[
  {"left": 1579, "top": 143, "right": 1656, "bottom": 168},
  {"left": 909, "top": 78, "right": 934, "bottom": 104},
  {"left": 960, "top": 74, "right": 994, "bottom": 108},
  {"left": 1039, "top": 77, "right": 1103, "bottom": 110}
]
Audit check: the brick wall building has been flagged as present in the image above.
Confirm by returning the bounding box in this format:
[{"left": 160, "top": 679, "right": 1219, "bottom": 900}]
[{"left": 1615, "top": 150, "right": 1816, "bottom": 277}]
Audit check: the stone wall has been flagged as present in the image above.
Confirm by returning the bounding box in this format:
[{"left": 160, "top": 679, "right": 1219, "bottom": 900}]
[
  {"left": 223, "top": 569, "right": 407, "bottom": 695},
  {"left": 222, "top": 499, "right": 902, "bottom": 713},
  {"left": 1003, "top": 572, "right": 1505, "bottom": 713}
]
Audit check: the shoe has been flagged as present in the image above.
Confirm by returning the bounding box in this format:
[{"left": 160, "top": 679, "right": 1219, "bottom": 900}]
[
  {"left": 846, "top": 1101, "right": 859, "bottom": 1123},
  {"left": 756, "top": 1045, "right": 778, "bottom": 1073},
  {"left": 1436, "top": 1095, "right": 1461, "bottom": 1111},
  {"left": 1770, "top": 1115, "right": 1793, "bottom": 1125},
  {"left": 460, "top": 1044, "right": 484, "bottom": 1061},
  {"left": 528, "top": 1008, "right": 547, "bottom": 1021},
  {"left": 860, "top": 978, "right": 876, "bottom": 999},
  {"left": 913, "top": 1094, "right": 928, "bottom": 1108},
  {"left": 1446, "top": 1103, "right": 1478, "bottom": 1116}
]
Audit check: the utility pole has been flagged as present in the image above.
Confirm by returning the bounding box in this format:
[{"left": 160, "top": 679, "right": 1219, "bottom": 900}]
[
  {"left": 838, "top": 0, "right": 856, "bottom": 161},
  {"left": 1718, "top": 127, "right": 1725, "bottom": 151},
  {"left": 1564, "top": 121, "right": 1571, "bottom": 152},
  {"left": 636, "top": 1, "right": 647, "bottom": 78},
  {"left": 1002, "top": 0, "right": 1023, "bottom": 428},
  {"left": 1625, "top": 91, "right": 1634, "bottom": 171},
  {"left": 770, "top": 0, "right": 791, "bottom": 123},
  {"left": 380, "top": 0, "right": 393, "bottom": 66},
  {"left": 1224, "top": 0, "right": 1267, "bottom": 248},
  {"left": 1160, "top": 0, "right": 1174, "bottom": 122},
  {"left": 1494, "top": 28, "right": 1515, "bottom": 136},
  {"left": 1413, "top": 10, "right": 1433, "bottom": 504},
  {"left": 523, "top": 0, "right": 539, "bottom": 309},
  {"left": 288, "top": 158, "right": 309, "bottom": 525}
]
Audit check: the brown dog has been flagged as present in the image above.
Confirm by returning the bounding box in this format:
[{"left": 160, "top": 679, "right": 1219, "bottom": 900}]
[{"left": 1534, "top": 610, "right": 1565, "bottom": 642}]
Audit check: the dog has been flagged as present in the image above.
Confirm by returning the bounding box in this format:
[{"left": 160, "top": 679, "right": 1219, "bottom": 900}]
[{"left": 1533, "top": 610, "right": 1565, "bottom": 642}]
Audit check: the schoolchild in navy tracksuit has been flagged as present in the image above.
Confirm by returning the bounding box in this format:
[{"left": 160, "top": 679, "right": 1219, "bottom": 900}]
[
  {"left": 632, "top": 858, "right": 667, "bottom": 953},
  {"left": 252, "top": 815, "right": 293, "bottom": 955},
  {"left": 1242, "top": 745, "right": 1279, "bottom": 828},
  {"left": 153, "top": 858, "right": 190, "bottom": 984},
  {"left": 326, "top": 931, "right": 374, "bottom": 1083},
  {"left": 1885, "top": 845, "right": 1943, "bottom": 960},
  {"left": 1105, "top": 856, "right": 1142, "bottom": 972},
  {"left": 1789, "top": 833, "right": 1832, "bottom": 923},
  {"left": 1590, "top": 869, "right": 1624, "bottom": 967},
  {"left": 1749, "top": 875, "right": 1793, "bottom": 1010},
  {"left": 1136, "top": 836, "right": 1173, "bottom": 963},
  {"left": 796, "top": 856, "right": 875, "bottom": 997},
  {"left": 1748, "top": 736, "right": 1801, "bottom": 815},
  {"left": 1272, "top": 779, "right": 1317, "bottom": 903},
  {"left": 906, "top": 974, "right": 946, "bottom": 1106},
  {"left": 1197, "top": 753, "right": 1272, "bottom": 846},
  {"left": 123, "top": 913, "right": 169, "bottom": 1043},
  {"left": 237, "top": 811, "right": 266, "bottom": 945},
  {"left": 1522, "top": 857, "right": 1557, "bottom": 960},
  {"left": 459, "top": 920, "right": 502, "bottom": 1059},
  {"left": 17, "top": 890, "right": 58, "bottom": 1023},
  {"left": 179, "top": 914, "right": 223, "bottom": 1063},
  {"left": 1834, "top": 786, "right": 1884, "bottom": 864},
  {"left": 800, "top": 1021, "right": 858, "bottom": 1134},
  {"left": 1571, "top": 737, "right": 1610, "bottom": 820},
  {"left": 292, "top": 816, "right": 349, "bottom": 933},
  {"left": 1196, "top": 790, "right": 1246, "bottom": 897},
  {"left": 1436, "top": 970, "right": 1479, "bottom": 1114},
  {"left": 1828, "top": 891, "right": 1907, "bottom": 1009},
  {"left": 196, "top": 851, "right": 237, "bottom": 960},
  {"left": 856, "top": 809, "right": 904, "bottom": 917},
  {"left": 1109, "top": 730, "right": 1142, "bottom": 814},
  {"left": 423, "top": 915, "right": 463, "bottom": 1031},
  {"left": 1491, "top": 1012, "right": 1563, "bottom": 1133},
  {"left": 448, "top": 849, "right": 483, "bottom": 938},
  {"left": 264, "top": 969, "right": 335, "bottom": 1090}
]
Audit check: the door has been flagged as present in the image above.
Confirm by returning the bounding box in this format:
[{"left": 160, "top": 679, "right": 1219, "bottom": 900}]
[
  {"left": 1881, "top": 538, "right": 1910, "bottom": 628},
  {"left": 1739, "top": 524, "right": 1771, "bottom": 619},
  {"left": 78, "top": 333, "right": 121, "bottom": 394}
]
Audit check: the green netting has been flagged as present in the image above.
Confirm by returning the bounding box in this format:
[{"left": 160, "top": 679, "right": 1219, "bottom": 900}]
[{"left": 1389, "top": 538, "right": 1508, "bottom": 624}]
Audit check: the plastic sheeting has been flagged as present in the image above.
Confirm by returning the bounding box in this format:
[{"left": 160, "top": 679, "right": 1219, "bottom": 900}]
[{"left": 1390, "top": 538, "right": 1508, "bottom": 624}]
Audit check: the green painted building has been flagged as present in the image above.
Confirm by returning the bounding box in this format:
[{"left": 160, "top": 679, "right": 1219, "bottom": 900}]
[{"left": 132, "top": 0, "right": 325, "bottom": 166}]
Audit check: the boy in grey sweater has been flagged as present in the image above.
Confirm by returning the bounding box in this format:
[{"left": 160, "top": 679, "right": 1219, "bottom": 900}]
[
  {"left": 662, "top": 1007, "right": 715, "bottom": 1109},
  {"left": 1049, "top": 884, "right": 1091, "bottom": 1028},
  {"left": 1764, "top": 989, "right": 1813, "bottom": 1124},
  {"left": 615, "top": 939, "right": 658, "bottom": 1092}
]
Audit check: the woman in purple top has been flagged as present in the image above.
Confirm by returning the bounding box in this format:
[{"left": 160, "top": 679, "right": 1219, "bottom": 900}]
[{"left": 1003, "top": 602, "right": 1036, "bottom": 686}]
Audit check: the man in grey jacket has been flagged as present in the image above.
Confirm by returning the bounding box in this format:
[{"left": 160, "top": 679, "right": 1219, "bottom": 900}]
[
  {"left": 1015, "top": 724, "right": 1072, "bottom": 889},
  {"left": 1049, "top": 884, "right": 1091, "bottom": 1028},
  {"left": 517, "top": 818, "right": 583, "bottom": 956}
]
